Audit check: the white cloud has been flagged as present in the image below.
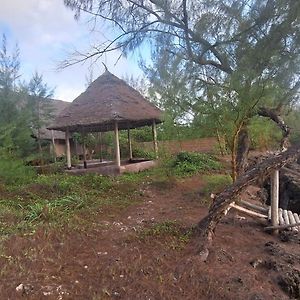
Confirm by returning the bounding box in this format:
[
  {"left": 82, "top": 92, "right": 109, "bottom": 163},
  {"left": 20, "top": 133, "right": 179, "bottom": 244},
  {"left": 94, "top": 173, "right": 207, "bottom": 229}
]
[{"left": 0, "top": 0, "right": 144, "bottom": 101}]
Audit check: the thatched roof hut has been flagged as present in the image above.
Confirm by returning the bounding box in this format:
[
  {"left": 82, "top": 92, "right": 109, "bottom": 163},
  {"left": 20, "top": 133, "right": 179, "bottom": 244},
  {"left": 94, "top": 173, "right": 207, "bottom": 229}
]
[
  {"left": 49, "top": 70, "right": 162, "bottom": 132},
  {"left": 48, "top": 71, "right": 163, "bottom": 170}
]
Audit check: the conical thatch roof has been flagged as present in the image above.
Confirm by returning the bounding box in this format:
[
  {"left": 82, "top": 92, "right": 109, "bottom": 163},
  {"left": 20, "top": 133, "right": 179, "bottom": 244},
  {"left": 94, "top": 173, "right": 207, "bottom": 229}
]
[{"left": 48, "top": 71, "right": 163, "bottom": 132}]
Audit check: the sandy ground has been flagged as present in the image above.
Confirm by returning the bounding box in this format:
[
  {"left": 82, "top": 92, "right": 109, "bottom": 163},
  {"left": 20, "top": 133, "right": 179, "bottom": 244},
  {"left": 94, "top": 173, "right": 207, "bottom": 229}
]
[{"left": 0, "top": 175, "right": 299, "bottom": 299}]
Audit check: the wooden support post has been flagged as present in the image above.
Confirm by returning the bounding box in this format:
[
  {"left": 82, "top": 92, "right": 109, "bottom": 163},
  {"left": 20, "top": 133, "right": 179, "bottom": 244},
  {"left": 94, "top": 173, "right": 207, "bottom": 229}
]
[
  {"left": 98, "top": 132, "right": 103, "bottom": 163},
  {"left": 152, "top": 119, "right": 158, "bottom": 159},
  {"left": 82, "top": 132, "right": 87, "bottom": 169},
  {"left": 271, "top": 169, "right": 279, "bottom": 234},
  {"left": 127, "top": 126, "right": 133, "bottom": 161},
  {"left": 51, "top": 130, "right": 56, "bottom": 163},
  {"left": 65, "top": 128, "right": 71, "bottom": 169},
  {"left": 74, "top": 139, "right": 79, "bottom": 160},
  {"left": 114, "top": 121, "right": 121, "bottom": 167}
]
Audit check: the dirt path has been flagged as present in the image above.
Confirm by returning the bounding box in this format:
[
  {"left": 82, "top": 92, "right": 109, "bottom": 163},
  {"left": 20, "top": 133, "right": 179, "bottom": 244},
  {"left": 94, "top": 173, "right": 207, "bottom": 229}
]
[{"left": 0, "top": 175, "right": 298, "bottom": 299}]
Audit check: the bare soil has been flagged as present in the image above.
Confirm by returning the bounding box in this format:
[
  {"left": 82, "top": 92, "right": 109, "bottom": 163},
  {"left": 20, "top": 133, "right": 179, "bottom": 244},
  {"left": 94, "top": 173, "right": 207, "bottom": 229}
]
[{"left": 0, "top": 175, "right": 299, "bottom": 299}]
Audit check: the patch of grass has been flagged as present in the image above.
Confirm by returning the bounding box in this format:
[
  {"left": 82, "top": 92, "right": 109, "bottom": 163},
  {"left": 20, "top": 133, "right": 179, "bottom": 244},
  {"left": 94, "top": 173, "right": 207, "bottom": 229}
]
[
  {"left": 170, "top": 152, "right": 222, "bottom": 177},
  {"left": 0, "top": 172, "right": 144, "bottom": 236},
  {"left": 0, "top": 157, "right": 36, "bottom": 185},
  {"left": 137, "top": 221, "right": 192, "bottom": 250}
]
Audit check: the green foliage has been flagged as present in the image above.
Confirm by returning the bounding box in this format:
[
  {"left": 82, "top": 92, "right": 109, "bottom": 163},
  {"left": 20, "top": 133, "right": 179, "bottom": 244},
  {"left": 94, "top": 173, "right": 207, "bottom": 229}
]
[
  {"left": 132, "top": 148, "right": 155, "bottom": 159},
  {"left": 0, "top": 155, "right": 36, "bottom": 185},
  {"left": 248, "top": 117, "right": 281, "bottom": 150},
  {"left": 24, "top": 195, "right": 86, "bottom": 223},
  {"left": 131, "top": 127, "right": 153, "bottom": 142},
  {"left": 0, "top": 171, "right": 146, "bottom": 236},
  {"left": 202, "top": 174, "right": 233, "bottom": 197},
  {"left": 171, "top": 152, "right": 222, "bottom": 176},
  {"left": 285, "top": 107, "right": 300, "bottom": 145},
  {"left": 34, "top": 173, "right": 113, "bottom": 194}
]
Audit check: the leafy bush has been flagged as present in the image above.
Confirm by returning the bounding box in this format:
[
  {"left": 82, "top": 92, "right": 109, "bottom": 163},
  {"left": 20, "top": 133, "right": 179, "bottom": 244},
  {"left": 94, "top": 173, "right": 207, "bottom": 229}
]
[
  {"left": 171, "top": 151, "right": 222, "bottom": 176},
  {"left": 202, "top": 174, "right": 233, "bottom": 197},
  {"left": 0, "top": 157, "right": 36, "bottom": 185},
  {"left": 132, "top": 148, "right": 155, "bottom": 159}
]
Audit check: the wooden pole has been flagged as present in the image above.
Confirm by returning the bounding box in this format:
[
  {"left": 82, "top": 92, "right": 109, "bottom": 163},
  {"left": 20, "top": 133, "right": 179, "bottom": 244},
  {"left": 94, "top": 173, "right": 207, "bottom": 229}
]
[
  {"left": 265, "top": 222, "right": 300, "bottom": 231},
  {"left": 98, "top": 132, "right": 103, "bottom": 162},
  {"left": 229, "top": 203, "right": 268, "bottom": 219},
  {"left": 65, "top": 128, "right": 71, "bottom": 169},
  {"left": 152, "top": 119, "right": 158, "bottom": 159},
  {"left": 114, "top": 121, "right": 121, "bottom": 167},
  {"left": 51, "top": 130, "right": 56, "bottom": 163},
  {"left": 270, "top": 169, "right": 279, "bottom": 234},
  {"left": 239, "top": 200, "right": 268, "bottom": 214},
  {"left": 82, "top": 132, "right": 87, "bottom": 169},
  {"left": 74, "top": 139, "right": 79, "bottom": 160},
  {"left": 127, "top": 126, "right": 133, "bottom": 161}
]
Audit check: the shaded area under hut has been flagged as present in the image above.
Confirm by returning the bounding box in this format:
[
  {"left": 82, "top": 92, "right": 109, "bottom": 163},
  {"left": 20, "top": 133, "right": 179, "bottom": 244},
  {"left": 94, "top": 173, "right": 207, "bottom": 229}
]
[{"left": 48, "top": 70, "right": 163, "bottom": 175}]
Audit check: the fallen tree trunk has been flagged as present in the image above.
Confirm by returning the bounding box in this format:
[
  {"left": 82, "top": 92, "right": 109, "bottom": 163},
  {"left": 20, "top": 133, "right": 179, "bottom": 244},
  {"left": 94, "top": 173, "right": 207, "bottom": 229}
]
[{"left": 197, "top": 144, "right": 300, "bottom": 258}]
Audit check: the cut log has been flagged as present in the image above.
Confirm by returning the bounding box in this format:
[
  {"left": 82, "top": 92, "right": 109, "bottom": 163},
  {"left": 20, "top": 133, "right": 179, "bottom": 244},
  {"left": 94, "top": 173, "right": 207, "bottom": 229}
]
[
  {"left": 282, "top": 167, "right": 300, "bottom": 178},
  {"left": 287, "top": 211, "right": 298, "bottom": 232},
  {"left": 229, "top": 204, "right": 268, "bottom": 219},
  {"left": 279, "top": 208, "right": 285, "bottom": 225},
  {"left": 294, "top": 213, "right": 300, "bottom": 230},
  {"left": 265, "top": 222, "right": 300, "bottom": 231},
  {"left": 239, "top": 200, "right": 268, "bottom": 213},
  {"left": 283, "top": 210, "right": 290, "bottom": 229}
]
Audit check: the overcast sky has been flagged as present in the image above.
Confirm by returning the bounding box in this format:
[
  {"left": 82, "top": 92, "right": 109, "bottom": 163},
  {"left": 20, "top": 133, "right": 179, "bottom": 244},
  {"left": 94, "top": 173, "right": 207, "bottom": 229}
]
[{"left": 0, "top": 0, "right": 144, "bottom": 101}]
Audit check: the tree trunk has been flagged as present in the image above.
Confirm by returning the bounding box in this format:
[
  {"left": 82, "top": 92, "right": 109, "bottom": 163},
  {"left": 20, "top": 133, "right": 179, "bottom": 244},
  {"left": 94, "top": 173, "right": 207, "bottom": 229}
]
[
  {"left": 236, "top": 125, "right": 250, "bottom": 177},
  {"left": 216, "top": 130, "right": 226, "bottom": 156},
  {"left": 231, "top": 123, "right": 244, "bottom": 182},
  {"left": 196, "top": 145, "right": 300, "bottom": 260},
  {"left": 37, "top": 129, "right": 44, "bottom": 165}
]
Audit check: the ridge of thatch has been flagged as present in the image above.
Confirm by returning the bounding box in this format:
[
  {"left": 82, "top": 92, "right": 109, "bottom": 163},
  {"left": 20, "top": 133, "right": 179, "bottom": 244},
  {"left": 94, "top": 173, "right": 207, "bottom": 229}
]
[{"left": 48, "top": 71, "right": 163, "bottom": 132}]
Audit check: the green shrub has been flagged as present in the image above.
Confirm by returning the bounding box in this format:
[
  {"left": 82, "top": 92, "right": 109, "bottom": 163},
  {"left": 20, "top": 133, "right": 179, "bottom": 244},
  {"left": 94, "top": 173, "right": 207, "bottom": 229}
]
[
  {"left": 0, "top": 157, "right": 36, "bottom": 185},
  {"left": 171, "top": 151, "right": 222, "bottom": 176},
  {"left": 202, "top": 174, "right": 232, "bottom": 196},
  {"left": 132, "top": 148, "right": 155, "bottom": 159}
]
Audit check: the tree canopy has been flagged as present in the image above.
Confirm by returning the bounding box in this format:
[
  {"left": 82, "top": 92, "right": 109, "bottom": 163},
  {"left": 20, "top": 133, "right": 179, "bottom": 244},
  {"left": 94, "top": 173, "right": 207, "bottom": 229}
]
[{"left": 63, "top": 0, "right": 300, "bottom": 179}]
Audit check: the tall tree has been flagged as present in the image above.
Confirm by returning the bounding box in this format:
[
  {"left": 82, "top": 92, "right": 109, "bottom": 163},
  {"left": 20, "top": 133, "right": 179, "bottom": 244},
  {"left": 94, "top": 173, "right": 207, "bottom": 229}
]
[
  {"left": 0, "top": 34, "right": 34, "bottom": 157},
  {"left": 27, "top": 71, "right": 54, "bottom": 154},
  {"left": 63, "top": 0, "right": 300, "bottom": 179}
]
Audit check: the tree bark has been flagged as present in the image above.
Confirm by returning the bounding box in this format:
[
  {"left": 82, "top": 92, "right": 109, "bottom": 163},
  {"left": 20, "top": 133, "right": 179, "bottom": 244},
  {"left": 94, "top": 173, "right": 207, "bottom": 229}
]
[
  {"left": 196, "top": 144, "right": 300, "bottom": 259},
  {"left": 231, "top": 122, "right": 244, "bottom": 182},
  {"left": 236, "top": 125, "right": 250, "bottom": 177}
]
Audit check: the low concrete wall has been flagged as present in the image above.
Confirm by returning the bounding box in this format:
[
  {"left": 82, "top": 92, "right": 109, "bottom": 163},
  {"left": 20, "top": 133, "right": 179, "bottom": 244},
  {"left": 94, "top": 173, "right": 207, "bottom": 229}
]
[
  {"left": 66, "top": 160, "right": 157, "bottom": 176},
  {"left": 138, "top": 137, "right": 219, "bottom": 154},
  {"left": 120, "top": 160, "right": 157, "bottom": 174}
]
